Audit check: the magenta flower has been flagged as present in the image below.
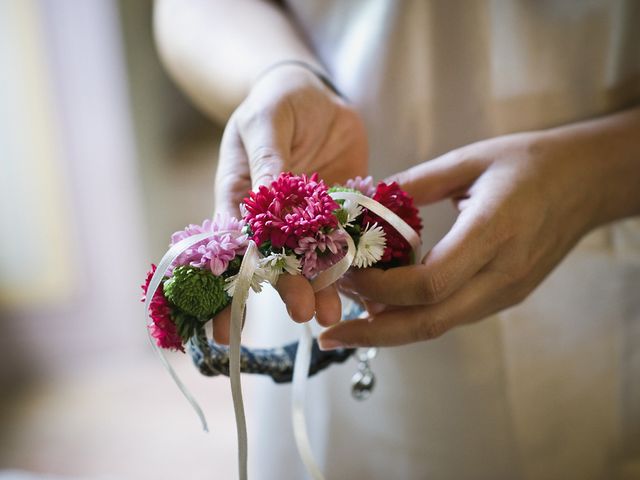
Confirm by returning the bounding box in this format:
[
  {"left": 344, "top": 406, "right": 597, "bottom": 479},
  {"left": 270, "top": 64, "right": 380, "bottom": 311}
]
[
  {"left": 294, "top": 229, "right": 348, "bottom": 278},
  {"left": 170, "top": 213, "right": 248, "bottom": 275},
  {"left": 345, "top": 176, "right": 376, "bottom": 197},
  {"left": 243, "top": 173, "right": 340, "bottom": 249},
  {"left": 141, "top": 265, "right": 183, "bottom": 352},
  {"left": 362, "top": 181, "right": 422, "bottom": 266}
]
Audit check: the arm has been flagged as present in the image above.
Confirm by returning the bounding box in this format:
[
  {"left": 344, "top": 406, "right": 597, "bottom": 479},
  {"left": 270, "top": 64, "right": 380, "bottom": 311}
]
[
  {"left": 320, "top": 105, "right": 640, "bottom": 349},
  {"left": 154, "top": 0, "right": 322, "bottom": 123},
  {"left": 154, "top": 0, "right": 368, "bottom": 341}
]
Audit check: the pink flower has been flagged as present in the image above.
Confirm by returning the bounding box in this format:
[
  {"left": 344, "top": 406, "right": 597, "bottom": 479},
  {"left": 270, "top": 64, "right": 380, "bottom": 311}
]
[
  {"left": 243, "top": 173, "right": 339, "bottom": 249},
  {"left": 141, "top": 265, "right": 183, "bottom": 352},
  {"left": 170, "top": 213, "right": 248, "bottom": 275},
  {"left": 294, "top": 230, "right": 348, "bottom": 278},
  {"left": 345, "top": 176, "right": 376, "bottom": 197}
]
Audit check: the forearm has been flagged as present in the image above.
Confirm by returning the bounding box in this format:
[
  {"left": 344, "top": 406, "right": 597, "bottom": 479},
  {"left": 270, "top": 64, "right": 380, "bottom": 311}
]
[
  {"left": 542, "top": 105, "right": 640, "bottom": 229},
  {"left": 154, "top": 0, "right": 321, "bottom": 123}
]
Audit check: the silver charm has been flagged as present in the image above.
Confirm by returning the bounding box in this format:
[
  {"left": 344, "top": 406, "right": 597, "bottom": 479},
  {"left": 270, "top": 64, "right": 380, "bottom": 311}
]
[{"left": 351, "top": 348, "right": 377, "bottom": 400}]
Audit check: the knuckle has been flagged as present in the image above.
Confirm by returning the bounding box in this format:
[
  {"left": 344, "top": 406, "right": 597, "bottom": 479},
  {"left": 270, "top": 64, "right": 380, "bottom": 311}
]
[
  {"left": 489, "top": 267, "right": 530, "bottom": 308},
  {"left": 420, "top": 271, "right": 449, "bottom": 303},
  {"left": 508, "top": 284, "right": 531, "bottom": 307},
  {"left": 250, "top": 145, "right": 282, "bottom": 166},
  {"left": 386, "top": 170, "right": 410, "bottom": 188},
  {"left": 249, "top": 146, "right": 283, "bottom": 183},
  {"left": 347, "top": 323, "right": 373, "bottom": 348},
  {"left": 413, "top": 317, "right": 448, "bottom": 342},
  {"left": 237, "top": 99, "right": 286, "bottom": 131},
  {"left": 357, "top": 330, "right": 374, "bottom": 348}
]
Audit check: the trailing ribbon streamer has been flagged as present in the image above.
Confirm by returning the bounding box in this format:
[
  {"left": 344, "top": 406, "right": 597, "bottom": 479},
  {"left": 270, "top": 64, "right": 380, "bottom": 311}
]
[
  {"left": 144, "top": 184, "right": 422, "bottom": 480},
  {"left": 145, "top": 233, "right": 262, "bottom": 480},
  {"left": 144, "top": 231, "right": 218, "bottom": 432},
  {"left": 228, "top": 240, "right": 260, "bottom": 480},
  {"left": 289, "top": 191, "right": 421, "bottom": 480}
]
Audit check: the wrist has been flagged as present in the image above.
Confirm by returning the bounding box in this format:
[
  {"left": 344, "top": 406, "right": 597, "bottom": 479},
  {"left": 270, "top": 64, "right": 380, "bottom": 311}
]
[
  {"left": 544, "top": 107, "right": 640, "bottom": 229},
  {"left": 253, "top": 59, "right": 345, "bottom": 100}
]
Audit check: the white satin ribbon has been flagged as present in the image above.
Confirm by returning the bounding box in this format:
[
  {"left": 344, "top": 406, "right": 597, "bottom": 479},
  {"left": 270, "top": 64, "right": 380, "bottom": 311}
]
[
  {"left": 288, "top": 229, "right": 357, "bottom": 480},
  {"left": 146, "top": 191, "right": 422, "bottom": 480},
  {"left": 330, "top": 191, "right": 422, "bottom": 255},
  {"left": 289, "top": 191, "right": 422, "bottom": 480},
  {"left": 228, "top": 240, "right": 260, "bottom": 480},
  {"left": 144, "top": 231, "right": 218, "bottom": 432},
  {"left": 292, "top": 322, "right": 323, "bottom": 480},
  {"left": 145, "top": 233, "right": 260, "bottom": 480}
]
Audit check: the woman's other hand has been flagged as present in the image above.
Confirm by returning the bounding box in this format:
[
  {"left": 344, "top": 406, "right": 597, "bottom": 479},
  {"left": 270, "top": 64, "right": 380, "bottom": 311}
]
[{"left": 319, "top": 107, "right": 640, "bottom": 349}]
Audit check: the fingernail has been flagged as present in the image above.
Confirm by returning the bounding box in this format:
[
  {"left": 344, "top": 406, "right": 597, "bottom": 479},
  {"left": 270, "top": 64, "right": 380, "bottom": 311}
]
[{"left": 318, "top": 338, "right": 344, "bottom": 351}]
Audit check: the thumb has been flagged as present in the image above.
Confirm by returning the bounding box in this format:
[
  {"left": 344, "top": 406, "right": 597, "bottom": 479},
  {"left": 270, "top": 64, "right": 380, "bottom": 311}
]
[
  {"left": 239, "top": 109, "right": 293, "bottom": 190},
  {"left": 385, "top": 149, "right": 486, "bottom": 206},
  {"left": 215, "top": 118, "right": 251, "bottom": 218}
]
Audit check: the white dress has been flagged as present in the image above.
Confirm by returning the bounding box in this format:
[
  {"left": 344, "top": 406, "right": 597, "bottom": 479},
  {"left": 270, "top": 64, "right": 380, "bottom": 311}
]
[{"left": 244, "top": 2, "right": 640, "bottom": 479}]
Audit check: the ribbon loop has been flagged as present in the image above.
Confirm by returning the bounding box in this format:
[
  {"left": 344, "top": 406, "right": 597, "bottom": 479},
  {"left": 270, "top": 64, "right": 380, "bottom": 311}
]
[{"left": 144, "top": 231, "right": 217, "bottom": 432}]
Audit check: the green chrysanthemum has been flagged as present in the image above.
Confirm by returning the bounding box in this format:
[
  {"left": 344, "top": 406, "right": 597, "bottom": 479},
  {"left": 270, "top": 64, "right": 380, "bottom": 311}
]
[
  {"left": 328, "top": 185, "right": 360, "bottom": 195},
  {"left": 163, "top": 266, "right": 229, "bottom": 319}
]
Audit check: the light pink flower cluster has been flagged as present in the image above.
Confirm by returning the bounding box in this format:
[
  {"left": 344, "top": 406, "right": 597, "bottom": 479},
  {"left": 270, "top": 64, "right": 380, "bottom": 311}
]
[
  {"left": 345, "top": 175, "right": 376, "bottom": 196},
  {"left": 244, "top": 172, "right": 346, "bottom": 278},
  {"left": 294, "top": 229, "right": 348, "bottom": 278},
  {"left": 170, "top": 213, "right": 248, "bottom": 275}
]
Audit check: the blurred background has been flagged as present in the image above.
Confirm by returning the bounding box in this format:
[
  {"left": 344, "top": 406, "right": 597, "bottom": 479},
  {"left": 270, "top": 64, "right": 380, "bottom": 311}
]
[{"left": 0, "top": 0, "right": 249, "bottom": 478}]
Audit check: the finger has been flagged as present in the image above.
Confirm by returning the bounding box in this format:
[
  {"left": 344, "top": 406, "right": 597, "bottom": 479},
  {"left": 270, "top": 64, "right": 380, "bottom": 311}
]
[
  {"left": 386, "top": 149, "right": 487, "bottom": 206},
  {"left": 319, "top": 269, "right": 511, "bottom": 349},
  {"left": 274, "top": 274, "right": 315, "bottom": 323},
  {"left": 344, "top": 204, "right": 497, "bottom": 305},
  {"left": 238, "top": 107, "right": 293, "bottom": 189},
  {"left": 314, "top": 284, "right": 342, "bottom": 327},
  {"left": 212, "top": 305, "right": 231, "bottom": 345},
  {"left": 216, "top": 119, "right": 251, "bottom": 217}
]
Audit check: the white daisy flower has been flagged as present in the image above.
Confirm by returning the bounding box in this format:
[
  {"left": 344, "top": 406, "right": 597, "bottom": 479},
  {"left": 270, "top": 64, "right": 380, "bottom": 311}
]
[
  {"left": 353, "top": 223, "right": 386, "bottom": 268},
  {"left": 258, "top": 249, "right": 302, "bottom": 285},
  {"left": 224, "top": 269, "right": 266, "bottom": 296},
  {"left": 225, "top": 249, "right": 301, "bottom": 296},
  {"left": 336, "top": 199, "right": 363, "bottom": 227}
]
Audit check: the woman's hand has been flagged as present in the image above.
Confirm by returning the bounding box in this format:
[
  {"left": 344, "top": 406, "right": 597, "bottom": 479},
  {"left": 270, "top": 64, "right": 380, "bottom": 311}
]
[
  {"left": 213, "top": 63, "right": 368, "bottom": 343},
  {"left": 318, "top": 107, "right": 640, "bottom": 349}
]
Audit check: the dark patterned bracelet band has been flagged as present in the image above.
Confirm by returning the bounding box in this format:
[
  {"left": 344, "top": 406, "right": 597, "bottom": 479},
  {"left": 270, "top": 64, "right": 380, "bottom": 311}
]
[
  {"left": 189, "top": 298, "right": 363, "bottom": 383},
  {"left": 189, "top": 331, "right": 354, "bottom": 383}
]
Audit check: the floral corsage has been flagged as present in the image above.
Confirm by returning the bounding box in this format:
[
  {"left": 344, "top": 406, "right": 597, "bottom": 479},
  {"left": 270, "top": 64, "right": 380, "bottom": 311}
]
[{"left": 141, "top": 173, "right": 422, "bottom": 352}]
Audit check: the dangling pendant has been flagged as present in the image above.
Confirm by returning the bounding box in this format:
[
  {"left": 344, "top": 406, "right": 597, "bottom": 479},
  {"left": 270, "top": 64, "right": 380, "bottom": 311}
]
[{"left": 351, "top": 348, "right": 377, "bottom": 400}]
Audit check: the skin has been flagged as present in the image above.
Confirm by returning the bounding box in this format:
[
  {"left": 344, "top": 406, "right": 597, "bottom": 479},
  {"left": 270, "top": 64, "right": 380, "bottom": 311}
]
[
  {"left": 209, "top": 65, "right": 367, "bottom": 342},
  {"left": 155, "top": 0, "right": 367, "bottom": 342},
  {"left": 154, "top": 0, "right": 640, "bottom": 347},
  {"left": 319, "top": 108, "right": 640, "bottom": 348}
]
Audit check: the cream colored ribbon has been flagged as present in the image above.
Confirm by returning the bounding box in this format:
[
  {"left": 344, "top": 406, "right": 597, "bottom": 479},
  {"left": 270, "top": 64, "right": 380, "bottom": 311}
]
[
  {"left": 144, "top": 231, "right": 218, "bottom": 432},
  {"left": 228, "top": 240, "right": 260, "bottom": 480},
  {"left": 145, "top": 234, "right": 260, "bottom": 480},
  {"left": 145, "top": 191, "right": 421, "bottom": 480},
  {"left": 289, "top": 191, "right": 421, "bottom": 480}
]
